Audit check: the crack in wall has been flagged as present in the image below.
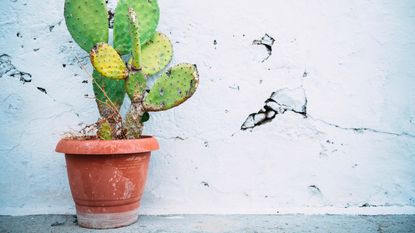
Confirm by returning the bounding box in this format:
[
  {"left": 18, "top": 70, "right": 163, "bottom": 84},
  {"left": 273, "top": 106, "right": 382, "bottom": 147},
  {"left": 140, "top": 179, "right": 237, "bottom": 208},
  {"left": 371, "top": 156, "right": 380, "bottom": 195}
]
[
  {"left": 253, "top": 34, "right": 275, "bottom": 63},
  {"left": 153, "top": 135, "right": 187, "bottom": 141},
  {"left": 308, "top": 116, "right": 415, "bottom": 138},
  {"left": 241, "top": 86, "right": 414, "bottom": 138},
  {"left": 0, "top": 54, "right": 32, "bottom": 83},
  {"left": 241, "top": 87, "right": 307, "bottom": 130}
]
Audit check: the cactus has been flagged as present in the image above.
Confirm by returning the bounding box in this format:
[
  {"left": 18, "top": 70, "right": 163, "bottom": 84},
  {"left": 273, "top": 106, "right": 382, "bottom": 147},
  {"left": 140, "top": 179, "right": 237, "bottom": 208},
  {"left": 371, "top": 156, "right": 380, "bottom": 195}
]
[
  {"left": 97, "top": 118, "right": 112, "bottom": 140},
  {"left": 64, "top": 0, "right": 125, "bottom": 130},
  {"left": 64, "top": 0, "right": 108, "bottom": 52},
  {"left": 143, "top": 64, "right": 199, "bottom": 111},
  {"left": 90, "top": 43, "right": 129, "bottom": 79},
  {"left": 127, "top": 32, "right": 173, "bottom": 75},
  {"left": 64, "top": 0, "right": 199, "bottom": 139},
  {"left": 128, "top": 8, "right": 142, "bottom": 70},
  {"left": 141, "top": 32, "right": 173, "bottom": 75},
  {"left": 92, "top": 70, "right": 125, "bottom": 119},
  {"left": 113, "top": 0, "right": 159, "bottom": 55}
]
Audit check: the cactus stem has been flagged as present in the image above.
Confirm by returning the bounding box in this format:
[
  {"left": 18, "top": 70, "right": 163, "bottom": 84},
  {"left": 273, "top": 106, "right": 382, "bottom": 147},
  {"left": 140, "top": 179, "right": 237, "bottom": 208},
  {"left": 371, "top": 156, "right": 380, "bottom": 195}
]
[
  {"left": 128, "top": 8, "right": 142, "bottom": 70},
  {"left": 125, "top": 102, "right": 145, "bottom": 139}
]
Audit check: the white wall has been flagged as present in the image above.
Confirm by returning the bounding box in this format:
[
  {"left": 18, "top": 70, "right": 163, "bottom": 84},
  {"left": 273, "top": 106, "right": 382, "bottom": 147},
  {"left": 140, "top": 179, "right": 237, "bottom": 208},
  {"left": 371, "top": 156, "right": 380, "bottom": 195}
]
[{"left": 1, "top": 0, "right": 414, "bottom": 215}]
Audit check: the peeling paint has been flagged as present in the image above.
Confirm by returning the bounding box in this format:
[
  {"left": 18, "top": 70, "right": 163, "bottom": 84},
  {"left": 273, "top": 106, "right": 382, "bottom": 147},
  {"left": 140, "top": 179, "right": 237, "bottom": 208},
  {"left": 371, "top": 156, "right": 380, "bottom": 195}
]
[
  {"left": 0, "top": 54, "right": 32, "bottom": 83},
  {"left": 241, "top": 87, "right": 307, "bottom": 130},
  {"left": 48, "top": 19, "right": 62, "bottom": 32},
  {"left": 308, "top": 185, "right": 322, "bottom": 195},
  {"left": 201, "top": 181, "right": 209, "bottom": 187},
  {"left": 228, "top": 84, "right": 240, "bottom": 91},
  {"left": 252, "top": 34, "right": 275, "bottom": 62},
  {"left": 36, "top": 87, "right": 47, "bottom": 94}
]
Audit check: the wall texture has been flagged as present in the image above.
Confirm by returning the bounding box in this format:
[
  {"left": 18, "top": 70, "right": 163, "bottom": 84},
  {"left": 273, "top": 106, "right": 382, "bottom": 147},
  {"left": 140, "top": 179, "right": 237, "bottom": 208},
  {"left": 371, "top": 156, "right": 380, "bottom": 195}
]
[{"left": 1, "top": 0, "right": 414, "bottom": 215}]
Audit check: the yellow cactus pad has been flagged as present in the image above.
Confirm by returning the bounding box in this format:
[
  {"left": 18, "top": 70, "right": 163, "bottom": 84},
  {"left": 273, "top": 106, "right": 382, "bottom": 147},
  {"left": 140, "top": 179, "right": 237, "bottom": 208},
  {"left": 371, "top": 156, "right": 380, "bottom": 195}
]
[
  {"left": 141, "top": 32, "right": 173, "bottom": 76},
  {"left": 90, "top": 43, "right": 129, "bottom": 80}
]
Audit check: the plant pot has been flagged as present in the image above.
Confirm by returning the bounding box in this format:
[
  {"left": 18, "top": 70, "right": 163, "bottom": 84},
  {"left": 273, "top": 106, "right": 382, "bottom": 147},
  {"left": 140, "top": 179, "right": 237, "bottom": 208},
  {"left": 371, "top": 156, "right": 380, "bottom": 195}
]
[{"left": 55, "top": 136, "right": 159, "bottom": 229}]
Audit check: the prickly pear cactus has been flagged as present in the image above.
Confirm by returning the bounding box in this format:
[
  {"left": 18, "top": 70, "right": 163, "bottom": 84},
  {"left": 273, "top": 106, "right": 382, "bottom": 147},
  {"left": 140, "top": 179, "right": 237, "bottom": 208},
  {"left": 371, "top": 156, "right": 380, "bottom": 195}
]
[
  {"left": 64, "top": 1, "right": 198, "bottom": 139},
  {"left": 128, "top": 8, "right": 142, "bottom": 70},
  {"left": 64, "top": 0, "right": 126, "bottom": 137},
  {"left": 92, "top": 70, "right": 125, "bottom": 119},
  {"left": 114, "top": 0, "right": 160, "bottom": 55},
  {"left": 64, "top": 0, "right": 108, "bottom": 52},
  {"left": 143, "top": 64, "right": 199, "bottom": 111},
  {"left": 90, "top": 43, "right": 129, "bottom": 80},
  {"left": 97, "top": 118, "right": 112, "bottom": 140},
  {"left": 125, "top": 72, "right": 146, "bottom": 103},
  {"left": 141, "top": 32, "right": 173, "bottom": 75}
]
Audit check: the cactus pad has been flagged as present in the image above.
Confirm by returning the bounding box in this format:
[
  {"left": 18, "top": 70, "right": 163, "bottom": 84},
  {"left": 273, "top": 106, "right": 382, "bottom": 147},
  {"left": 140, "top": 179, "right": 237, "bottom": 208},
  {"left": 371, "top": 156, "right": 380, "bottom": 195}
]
[
  {"left": 64, "top": 0, "right": 108, "bottom": 52},
  {"left": 143, "top": 63, "right": 199, "bottom": 111},
  {"left": 141, "top": 32, "right": 173, "bottom": 75},
  {"left": 97, "top": 118, "right": 112, "bottom": 140},
  {"left": 113, "top": 0, "right": 159, "bottom": 55},
  {"left": 128, "top": 8, "right": 142, "bottom": 70},
  {"left": 90, "top": 43, "right": 129, "bottom": 80},
  {"left": 92, "top": 70, "right": 126, "bottom": 118},
  {"left": 125, "top": 71, "right": 146, "bottom": 103}
]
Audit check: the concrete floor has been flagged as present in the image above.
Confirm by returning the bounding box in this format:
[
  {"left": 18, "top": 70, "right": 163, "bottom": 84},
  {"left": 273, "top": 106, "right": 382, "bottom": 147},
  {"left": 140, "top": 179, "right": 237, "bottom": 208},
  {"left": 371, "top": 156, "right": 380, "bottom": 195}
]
[{"left": 0, "top": 214, "right": 414, "bottom": 233}]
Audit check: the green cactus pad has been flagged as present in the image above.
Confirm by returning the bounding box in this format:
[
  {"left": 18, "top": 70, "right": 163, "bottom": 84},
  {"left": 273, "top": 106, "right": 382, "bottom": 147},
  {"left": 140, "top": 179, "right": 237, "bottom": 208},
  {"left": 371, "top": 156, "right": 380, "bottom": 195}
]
[
  {"left": 64, "top": 0, "right": 108, "bottom": 52},
  {"left": 113, "top": 0, "right": 159, "bottom": 55},
  {"left": 125, "top": 71, "right": 146, "bottom": 103},
  {"left": 97, "top": 118, "right": 112, "bottom": 140},
  {"left": 128, "top": 8, "right": 142, "bottom": 69},
  {"left": 127, "top": 32, "right": 173, "bottom": 75},
  {"left": 141, "top": 32, "right": 173, "bottom": 75},
  {"left": 90, "top": 43, "right": 129, "bottom": 80},
  {"left": 92, "top": 70, "right": 126, "bottom": 118},
  {"left": 143, "top": 63, "right": 199, "bottom": 111}
]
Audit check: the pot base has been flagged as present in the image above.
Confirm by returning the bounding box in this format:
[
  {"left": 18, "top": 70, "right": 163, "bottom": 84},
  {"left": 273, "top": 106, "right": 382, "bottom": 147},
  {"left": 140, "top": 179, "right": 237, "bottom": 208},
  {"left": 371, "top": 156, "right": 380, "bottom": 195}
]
[
  {"left": 75, "top": 201, "right": 140, "bottom": 229},
  {"left": 77, "top": 208, "right": 139, "bottom": 229}
]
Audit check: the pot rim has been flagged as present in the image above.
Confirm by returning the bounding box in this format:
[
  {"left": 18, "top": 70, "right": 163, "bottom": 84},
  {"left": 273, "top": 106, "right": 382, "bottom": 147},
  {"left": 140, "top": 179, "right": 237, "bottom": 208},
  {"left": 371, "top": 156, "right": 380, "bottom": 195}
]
[{"left": 56, "top": 136, "right": 159, "bottom": 155}]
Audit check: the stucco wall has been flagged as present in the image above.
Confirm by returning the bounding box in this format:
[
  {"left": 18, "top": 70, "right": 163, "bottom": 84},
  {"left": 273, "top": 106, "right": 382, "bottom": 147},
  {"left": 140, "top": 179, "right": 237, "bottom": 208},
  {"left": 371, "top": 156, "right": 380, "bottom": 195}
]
[{"left": 1, "top": 0, "right": 414, "bottom": 215}]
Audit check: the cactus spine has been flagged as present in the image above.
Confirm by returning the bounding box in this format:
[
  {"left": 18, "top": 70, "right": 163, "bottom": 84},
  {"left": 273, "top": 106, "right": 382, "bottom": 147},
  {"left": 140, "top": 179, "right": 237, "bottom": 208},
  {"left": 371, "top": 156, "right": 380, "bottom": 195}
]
[{"left": 64, "top": 0, "right": 199, "bottom": 139}]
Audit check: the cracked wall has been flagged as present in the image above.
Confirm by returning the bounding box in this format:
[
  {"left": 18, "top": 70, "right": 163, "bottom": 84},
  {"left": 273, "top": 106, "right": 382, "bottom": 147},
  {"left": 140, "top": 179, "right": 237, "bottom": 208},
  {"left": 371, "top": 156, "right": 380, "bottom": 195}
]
[{"left": 1, "top": 0, "right": 415, "bottom": 215}]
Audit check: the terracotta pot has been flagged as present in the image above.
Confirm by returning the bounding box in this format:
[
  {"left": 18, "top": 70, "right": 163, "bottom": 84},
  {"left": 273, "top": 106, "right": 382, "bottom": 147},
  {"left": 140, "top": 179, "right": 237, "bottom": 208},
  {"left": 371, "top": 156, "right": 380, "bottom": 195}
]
[{"left": 55, "top": 136, "right": 159, "bottom": 229}]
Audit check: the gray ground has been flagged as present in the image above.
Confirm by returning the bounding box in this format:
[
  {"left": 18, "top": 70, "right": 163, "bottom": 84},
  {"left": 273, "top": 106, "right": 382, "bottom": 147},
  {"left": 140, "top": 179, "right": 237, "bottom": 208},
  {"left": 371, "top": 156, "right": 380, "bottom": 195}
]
[{"left": 0, "top": 214, "right": 414, "bottom": 233}]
